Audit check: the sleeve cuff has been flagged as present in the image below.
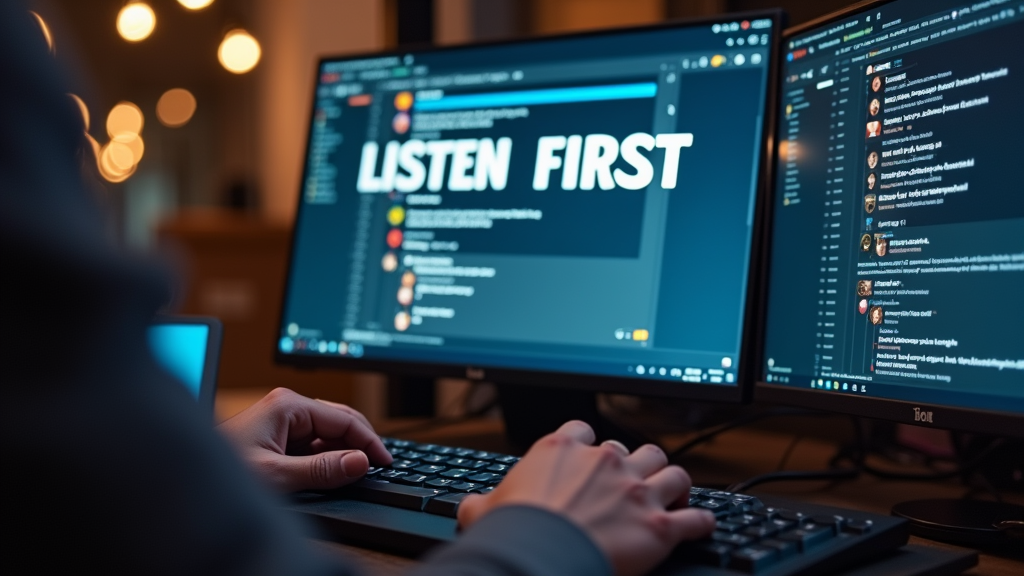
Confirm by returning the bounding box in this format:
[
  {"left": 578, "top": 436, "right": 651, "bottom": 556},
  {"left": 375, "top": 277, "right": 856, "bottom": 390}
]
[{"left": 410, "top": 505, "right": 612, "bottom": 576}]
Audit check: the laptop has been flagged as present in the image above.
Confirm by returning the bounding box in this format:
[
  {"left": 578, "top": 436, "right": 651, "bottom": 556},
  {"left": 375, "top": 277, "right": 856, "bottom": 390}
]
[{"left": 148, "top": 315, "right": 222, "bottom": 414}]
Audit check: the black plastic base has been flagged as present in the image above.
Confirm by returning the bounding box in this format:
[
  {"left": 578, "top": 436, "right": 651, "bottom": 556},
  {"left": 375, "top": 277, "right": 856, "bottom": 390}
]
[{"left": 891, "top": 498, "right": 1024, "bottom": 547}]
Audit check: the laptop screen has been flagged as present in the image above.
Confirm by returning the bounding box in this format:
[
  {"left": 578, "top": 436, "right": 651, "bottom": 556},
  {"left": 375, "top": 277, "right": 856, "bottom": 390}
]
[{"left": 148, "top": 323, "right": 210, "bottom": 399}]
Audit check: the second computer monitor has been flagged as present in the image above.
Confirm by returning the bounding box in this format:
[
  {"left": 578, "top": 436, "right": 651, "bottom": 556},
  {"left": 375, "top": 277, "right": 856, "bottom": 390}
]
[{"left": 277, "top": 14, "right": 781, "bottom": 401}]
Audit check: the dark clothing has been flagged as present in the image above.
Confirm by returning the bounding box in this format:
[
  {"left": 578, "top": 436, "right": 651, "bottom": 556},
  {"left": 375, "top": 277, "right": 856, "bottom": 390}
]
[{"left": 0, "top": 4, "right": 609, "bottom": 576}]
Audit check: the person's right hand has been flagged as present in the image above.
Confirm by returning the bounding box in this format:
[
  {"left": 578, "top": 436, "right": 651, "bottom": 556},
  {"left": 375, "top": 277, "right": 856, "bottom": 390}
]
[{"left": 457, "top": 421, "right": 715, "bottom": 576}]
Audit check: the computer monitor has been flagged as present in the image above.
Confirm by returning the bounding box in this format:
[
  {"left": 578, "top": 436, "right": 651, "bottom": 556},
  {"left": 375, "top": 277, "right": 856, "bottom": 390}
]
[
  {"left": 760, "top": 0, "right": 1024, "bottom": 437},
  {"left": 275, "top": 13, "right": 781, "bottom": 403}
]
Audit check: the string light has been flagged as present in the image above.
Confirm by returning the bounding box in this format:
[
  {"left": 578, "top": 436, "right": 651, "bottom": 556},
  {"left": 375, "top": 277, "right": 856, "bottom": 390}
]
[
  {"left": 117, "top": 2, "right": 156, "bottom": 42},
  {"left": 156, "top": 88, "right": 197, "bottom": 127},
  {"left": 177, "top": 0, "right": 214, "bottom": 9},
  {"left": 218, "top": 29, "right": 261, "bottom": 74}
]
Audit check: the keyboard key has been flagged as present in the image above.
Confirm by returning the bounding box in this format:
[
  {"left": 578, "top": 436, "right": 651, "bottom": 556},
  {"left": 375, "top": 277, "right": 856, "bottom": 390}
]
[
  {"left": 485, "top": 463, "right": 510, "bottom": 473},
  {"left": 449, "top": 482, "right": 485, "bottom": 492},
  {"left": 759, "top": 538, "right": 798, "bottom": 560},
  {"left": 393, "top": 473, "right": 433, "bottom": 486},
  {"left": 420, "top": 454, "right": 448, "bottom": 464},
  {"left": 453, "top": 448, "right": 477, "bottom": 458},
  {"left": 424, "top": 492, "right": 470, "bottom": 517},
  {"left": 811, "top": 515, "right": 845, "bottom": 532},
  {"left": 390, "top": 460, "right": 419, "bottom": 470},
  {"left": 466, "top": 473, "right": 503, "bottom": 484},
  {"left": 474, "top": 486, "right": 495, "bottom": 494},
  {"left": 712, "top": 532, "right": 755, "bottom": 547},
  {"left": 365, "top": 467, "right": 383, "bottom": 477},
  {"left": 776, "top": 509, "right": 806, "bottom": 523},
  {"left": 742, "top": 524, "right": 778, "bottom": 540},
  {"left": 379, "top": 469, "right": 408, "bottom": 480},
  {"left": 440, "top": 468, "right": 473, "bottom": 479},
  {"left": 716, "top": 521, "right": 743, "bottom": 533},
  {"left": 414, "top": 464, "right": 447, "bottom": 475},
  {"left": 843, "top": 520, "right": 874, "bottom": 535},
  {"left": 688, "top": 496, "right": 704, "bottom": 506},
  {"left": 470, "top": 451, "right": 497, "bottom": 461},
  {"left": 777, "top": 525, "right": 834, "bottom": 551},
  {"left": 445, "top": 458, "right": 488, "bottom": 469},
  {"left": 731, "top": 514, "right": 763, "bottom": 526},
  {"left": 771, "top": 518, "right": 797, "bottom": 532},
  {"left": 694, "top": 542, "right": 734, "bottom": 567},
  {"left": 426, "top": 478, "right": 459, "bottom": 490},
  {"left": 493, "top": 455, "right": 519, "bottom": 464},
  {"left": 387, "top": 439, "right": 412, "bottom": 448},
  {"left": 343, "top": 479, "right": 443, "bottom": 511},
  {"left": 396, "top": 451, "right": 427, "bottom": 461},
  {"left": 709, "top": 491, "right": 735, "bottom": 499},
  {"left": 729, "top": 546, "right": 779, "bottom": 572}
]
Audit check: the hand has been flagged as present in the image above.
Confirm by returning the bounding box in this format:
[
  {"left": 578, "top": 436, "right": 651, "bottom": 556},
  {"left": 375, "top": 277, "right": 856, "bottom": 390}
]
[
  {"left": 218, "top": 388, "right": 392, "bottom": 492},
  {"left": 457, "top": 421, "right": 715, "bottom": 576}
]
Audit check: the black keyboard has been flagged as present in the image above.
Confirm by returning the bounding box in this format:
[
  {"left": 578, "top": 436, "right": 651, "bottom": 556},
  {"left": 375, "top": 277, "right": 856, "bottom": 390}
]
[{"left": 290, "top": 438, "right": 910, "bottom": 575}]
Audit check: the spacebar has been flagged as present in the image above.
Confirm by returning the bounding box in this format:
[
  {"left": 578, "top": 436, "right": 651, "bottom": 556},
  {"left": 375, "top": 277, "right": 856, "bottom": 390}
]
[{"left": 343, "top": 479, "right": 443, "bottom": 511}]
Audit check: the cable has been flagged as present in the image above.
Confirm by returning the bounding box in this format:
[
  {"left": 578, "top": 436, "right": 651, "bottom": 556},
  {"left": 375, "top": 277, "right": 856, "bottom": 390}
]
[
  {"left": 668, "top": 407, "right": 824, "bottom": 462},
  {"left": 727, "top": 467, "right": 860, "bottom": 494},
  {"left": 775, "top": 435, "right": 804, "bottom": 471}
]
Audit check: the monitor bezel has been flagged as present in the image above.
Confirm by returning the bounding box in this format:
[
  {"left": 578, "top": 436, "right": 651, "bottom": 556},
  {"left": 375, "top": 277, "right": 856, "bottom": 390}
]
[
  {"left": 756, "top": 0, "right": 1024, "bottom": 437},
  {"left": 273, "top": 10, "right": 784, "bottom": 403},
  {"left": 151, "top": 314, "right": 223, "bottom": 414}
]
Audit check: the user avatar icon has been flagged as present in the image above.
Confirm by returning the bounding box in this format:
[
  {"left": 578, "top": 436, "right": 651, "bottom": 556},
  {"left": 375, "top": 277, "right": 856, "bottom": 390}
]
[
  {"left": 869, "top": 98, "right": 880, "bottom": 116},
  {"left": 867, "top": 172, "right": 877, "bottom": 190},
  {"left": 869, "top": 306, "right": 884, "bottom": 325},
  {"left": 866, "top": 121, "right": 881, "bottom": 138},
  {"left": 394, "top": 311, "right": 411, "bottom": 332},
  {"left": 397, "top": 285, "right": 414, "bottom": 306},
  {"left": 875, "top": 235, "right": 888, "bottom": 257},
  {"left": 394, "top": 91, "right": 414, "bottom": 111},
  {"left": 866, "top": 65, "right": 875, "bottom": 75},
  {"left": 867, "top": 151, "right": 879, "bottom": 169},
  {"left": 392, "top": 112, "right": 410, "bottom": 134},
  {"left": 860, "top": 234, "right": 872, "bottom": 252},
  {"left": 857, "top": 280, "right": 873, "bottom": 297},
  {"left": 401, "top": 271, "right": 417, "bottom": 288},
  {"left": 381, "top": 251, "right": 398, "bottom": 272},
  {"left": 859, "top": 299, "right": 869, "bottom": 314},
  {"left": 871, "top": 76, "right": 882, "bottom": 92},
  {"left": 864, "top": 194, "right": 877, "bottom": 214}
]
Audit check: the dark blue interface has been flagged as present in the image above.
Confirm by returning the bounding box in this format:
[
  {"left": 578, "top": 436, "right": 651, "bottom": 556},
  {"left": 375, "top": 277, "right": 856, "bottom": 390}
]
[
  {"left": 279, "top": 18, "right": 774, "bottom": 387},
  {"left": 765, "top": 0, "right": 1024, "bottom": 414}
]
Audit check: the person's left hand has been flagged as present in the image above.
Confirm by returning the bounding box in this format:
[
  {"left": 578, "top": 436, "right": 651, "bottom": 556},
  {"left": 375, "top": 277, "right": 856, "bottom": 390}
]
[{"left": 218, "top": 388, "right": 392, "bottom": 492}]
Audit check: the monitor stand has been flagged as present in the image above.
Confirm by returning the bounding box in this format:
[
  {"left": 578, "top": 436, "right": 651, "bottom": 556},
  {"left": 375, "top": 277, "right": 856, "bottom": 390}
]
[
  {"left": 891, "top": 499, "right": 1024, "bottom": 548},
  {"left": 496, "top": 383, "right": 646, "bottom": 451}
]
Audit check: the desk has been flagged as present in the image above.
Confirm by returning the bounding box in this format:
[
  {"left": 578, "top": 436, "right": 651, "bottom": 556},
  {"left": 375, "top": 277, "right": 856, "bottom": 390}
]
[{"left": 309, "top": 418, "right": 1023, "bottom": 576}]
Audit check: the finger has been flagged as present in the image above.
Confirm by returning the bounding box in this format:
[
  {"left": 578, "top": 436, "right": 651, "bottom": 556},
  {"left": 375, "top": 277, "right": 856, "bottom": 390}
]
[
  {"left": 288, "top": 395, "right": 392, "bottom": 465},
  {"left": 551, "top": 420, "right": 596, "bottom": 444},
  {"left": 623, "top": 443, "right": 668, "bottom": 477},
  {"left": 455, "top": 493, "right": 487, "bottom": 528},
  {"left": 663, "top": 507, "right": 717, "bottom": 542},
  {"left": 315, "top": 399, "right": 375, "bottom": 433},
  {"left": 601, "top": 439, "right": 630, "bottom": 456},
  {"left": 645, "top": 465, "right": 692, "bottom": 507},
  {"left": 265, "top": 450, "right": 370, "bottom": 492}
]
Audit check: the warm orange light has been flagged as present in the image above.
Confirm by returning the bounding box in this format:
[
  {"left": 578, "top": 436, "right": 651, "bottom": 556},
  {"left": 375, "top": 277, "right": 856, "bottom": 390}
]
[
  {"left": 98, "top": 141, "right": 137, "bottom": 182},
  {"left": 69, "top": 94, "right": 89, "bottom": 131},
  {"left": 30, "top": 11, "right": 54, "bottom": 53},
  {"left": 177, "top": 0, "right": 214, "bottom": 9},
  {"left": 106, "top": 101, "right": 144, "bottom": 139},
  {"left": 156, "top": 88, "right": 196, "bottom": 127},
  {"left": 113, "top": 132, "right": 145, "bottom": 164},
  {"left": 218, "top": 29, "right": 261, "bottom": 74},
  {"left": 117, "top": 3, "right": 156, "bottom": 42}
]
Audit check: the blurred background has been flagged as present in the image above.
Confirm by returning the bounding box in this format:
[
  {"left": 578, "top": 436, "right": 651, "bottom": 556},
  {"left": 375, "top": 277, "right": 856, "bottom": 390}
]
[{"left": 27, "top": 0, "right": 852, "bottom": 422}]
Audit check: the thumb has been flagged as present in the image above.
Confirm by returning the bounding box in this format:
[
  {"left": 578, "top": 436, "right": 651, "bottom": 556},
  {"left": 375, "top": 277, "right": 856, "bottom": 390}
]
[
  {"left": 456, "top": 493, "right": 487, "bottom": 529},
  {"left": 267, "top": 449, "right": 369, "bottom": 492}
]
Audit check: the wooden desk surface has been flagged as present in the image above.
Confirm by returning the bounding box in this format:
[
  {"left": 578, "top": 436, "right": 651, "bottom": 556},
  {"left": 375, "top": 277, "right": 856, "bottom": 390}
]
[{"left": 308, "top": 418, "right": 1023, "bottom": 576}]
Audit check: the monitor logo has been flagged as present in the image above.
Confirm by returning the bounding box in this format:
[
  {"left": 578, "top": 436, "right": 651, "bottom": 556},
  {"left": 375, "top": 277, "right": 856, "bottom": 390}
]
[{"left": 913, "top": 407, "right": 934, "bottom": 424}]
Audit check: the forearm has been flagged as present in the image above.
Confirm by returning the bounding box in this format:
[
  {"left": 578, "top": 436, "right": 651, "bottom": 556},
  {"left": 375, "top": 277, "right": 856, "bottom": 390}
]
[{"left": 409, "top": 506, "right": 610, "bottom": 576}]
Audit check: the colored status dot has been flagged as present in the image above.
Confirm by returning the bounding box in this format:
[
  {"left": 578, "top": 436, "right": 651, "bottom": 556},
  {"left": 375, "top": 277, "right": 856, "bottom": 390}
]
[
  {"left": 386, "top": 228, "right": 404, "bottom": 249},
  {"left": 388, "top": 205, "right": 406, "bottom": 226},
  {"left": 632, "top": 329, "right": 649, "bottom": 341}
]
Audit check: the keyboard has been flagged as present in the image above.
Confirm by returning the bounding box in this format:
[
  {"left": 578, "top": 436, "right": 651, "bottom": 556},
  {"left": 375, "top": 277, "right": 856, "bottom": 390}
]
[{"left": 289, "top": 437, "right": 910, "bottom": 575}]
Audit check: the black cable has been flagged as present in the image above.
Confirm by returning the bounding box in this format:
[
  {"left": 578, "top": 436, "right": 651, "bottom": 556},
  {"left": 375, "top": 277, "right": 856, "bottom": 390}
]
[
  {"left": 668, "top": 407, "right": 824, "bottom": 462},
  {"left": 727, "top": 467, "right": 860, "bottom": 494},
  {"left": 775, "top": 435, "right": 804, "bottom": 471}
]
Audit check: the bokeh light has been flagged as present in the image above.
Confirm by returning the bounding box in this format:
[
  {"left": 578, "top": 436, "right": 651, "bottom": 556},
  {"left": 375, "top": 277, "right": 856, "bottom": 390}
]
[
  {"left": 68, "top": 94, "right": 89, "bottom": 131},
  {"left": 156, "top": 88, "right": 197, "bottom": 127},
  {"left": 30, "top": 11, "right": 54, "bottom": 53},
  {"left": 98, "top": 142, "right": 137, "bottom": 182},
  {"left": 113, "top": 132, "right": 145, "bottom": 164},
  {"left": 106, "top": 101, "right": 144, "bottom": 139},
  {"left": 218, "top": 29, "right": 261, "bottom": 74},
  {"left": 117, "top": 3, "right": 156, "bottom": 42},
  {"left": 177, "top": 0, "right": 215, "bottom": 9}
]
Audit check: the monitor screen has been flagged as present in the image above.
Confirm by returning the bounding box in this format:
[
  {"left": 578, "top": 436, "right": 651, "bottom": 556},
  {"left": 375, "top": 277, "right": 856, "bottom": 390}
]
[
  {"left": 149, "top": 323, "right": 210, "bottom": 399},
  {"left": 763, "top": 0, "right": 1024, "bottom": 419},
  {"left": 277, "top": 16, "right": 777, "bottom": 398}
]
